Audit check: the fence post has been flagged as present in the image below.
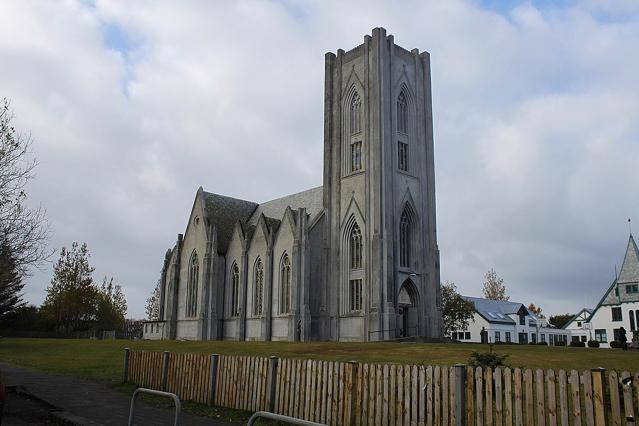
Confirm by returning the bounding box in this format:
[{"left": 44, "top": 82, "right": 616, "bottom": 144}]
[
  {"left": 209, "top": 353, "right": 219, "bottom": 405},
  {"left": 348, "top": 361, "right": 358, "bottom": 426},
  {"left": 455, "top": 364, "right": 466, "bottom": 426},
  {"left": 123, "top": 347, "right": 130, "bottom": 383},
  {"left": 591, "top": 367, "right": 607, "bottom": 426},
  {"left": 267, "top": 356, "right": 279, "bottom": 412},
  {"left": 161, "top": 351, "right": 170, "bottom": 392}
]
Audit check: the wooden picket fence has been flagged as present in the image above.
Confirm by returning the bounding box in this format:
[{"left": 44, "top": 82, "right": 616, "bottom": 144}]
[{"left": 125, "top": 349, "right": 639, "bottom": 425}]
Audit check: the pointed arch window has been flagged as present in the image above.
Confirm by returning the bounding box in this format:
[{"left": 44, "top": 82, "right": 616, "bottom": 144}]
[
  {"left": 350, "top": 92, "right": 362, "bottom": 135},
  {"left": 351, "top": 224, "right": 362, "bottom": 269},
  {"left": 400, "top": 205, "right": 415, "bottom": 268},
  {"left": 397, "top": 91, "right": 408, "bottom": 134},
  {"left": 231, "top": 262, "right": 240, "bottom": 317},
  {"left": 346, "top": 220, "right": 364, "bottom": 312},
  {"left": 186, "top": 251, "right": 199, "bottom": 317},
  {"left": 253, "top": 258, "right": 264, "bottom": 316},
  {"left": 280, "top": 254, "right": 291, "bottom": 314}
]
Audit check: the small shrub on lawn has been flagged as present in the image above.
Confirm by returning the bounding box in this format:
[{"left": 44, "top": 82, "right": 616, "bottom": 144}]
[
  {"left": 569, "top": 341, "right": 586, "bottom": 347},
  {"left": 468, "top": 350, "right": 509, "bottom": 369},
  {"left": 555, "top": 340, "right": 566, "bottom": 347},
  {"left": 528, "top": 342, "right": 536, "bottom": 345},
  {"left": 536, "top": 341, "right": 548, "bottom": 346},
  {"left": 588, "top": 340, "right": 600, "bottom": 348},
  {"left": 610, "top": 341, "right": 623, "bottom": 348}
]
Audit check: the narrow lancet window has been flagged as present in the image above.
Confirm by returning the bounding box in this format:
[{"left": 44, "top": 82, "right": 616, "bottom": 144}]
[
  {"left": 351, "top": 224, "right": 362, "bottom": 269},
  {"left": 350, "top": 92, "right": 361, "bottom": 134},
  {"left": 398, "top": 141, "right": 408, "bottom": 172},
  {"left": 231, "top": 262, "right": 240, "bottom": 317},
  {"left": 400, "top": 206, "right": 414, "bottom": 268},
  {"left": 397, "top": 91, "right": 408, "bottom": 134},
  {"left": 254, "top": 258, "right": 264, "bottom": 316},
  {"left": 351, "top": 141, "right": 362, "bottom": 172},
  {"left": 186, "top": 251, "right": 199, "bottom": 317},
  {"left": 280, "top": 254, "right": 291, "bottom": 314}
]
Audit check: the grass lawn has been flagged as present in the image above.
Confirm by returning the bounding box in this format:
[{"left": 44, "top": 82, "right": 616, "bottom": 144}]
[{"left": 2, "top": 338, "right": 639, "bottom": 384}]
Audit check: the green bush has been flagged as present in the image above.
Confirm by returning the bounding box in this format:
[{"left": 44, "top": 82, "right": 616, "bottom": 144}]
[
  {"left": 555, "top": 340, "right": 566, "bottom": 347},
  {"left": 468, "top": 351, "right": 509, "bottom": 369},
  {"left": 587, "top": 340, "right": 600, "bottom": 348},
  {"left": 610, "top": 341, "right": 623, "bottom": 348},
  {"left": 528, "top": 342, "right": 536, "bottom": 345},
  {"left": 569, "top": 341, "right": 586, "bottom": 347},
  {"left": 536, "top": 341, "right": 548, "bottom": 346}
]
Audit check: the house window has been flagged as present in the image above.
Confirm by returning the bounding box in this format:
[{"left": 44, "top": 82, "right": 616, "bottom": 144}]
[
  {"left": 465, "top": 332, "right": 471, "bottom": 340},
  {"left": 231, "top": 262, "right": 240, "bottom": 317},
  {"left": 351, "top": 141, "right": 362, "bottom": 172},
  {"left": 577, "top": 321, "right": 582, "bottom": 327},
  {"left": 253, "top": 258, "right": 264, "bottom": 316},
  {"left": 350, "top": 92, "right": 361, "bottom": 134},
  {"left": 612, "top": 307, "right": 623, "bottom": 322},
  {"left": 615, "top": 287, "right": 619, "bottom": 296},
  {"left": 581, "top": 336, "right": 587, "bottom": 342},
  {"left": 494, "top": 331, "right": 501, "bottom": 342},
  {"left": 397, "top": 91, "right": 408, "bottom": 134},
  {"left": 351, "top": 224, "right": 362, "bottom": 269},
  {"left": 280, "top": 254, "right": 291, "bottom": 314},
  {"left": 630, "top": 310, "right": 636, "bottom": 331},
  {"left": 519, "top": 314, "right": 526, "bottom": 325},
  {"left": 505, "top": 332, "right": 511, "bottom": 343},
  {"left": 595, "top": 329, "right": 607, "bottom": 343},
  {"left": 531, "top": 333, "right": 537, "bottom": 343},
  {"left": 186, "top": 251, "right": 199, "bottom": 318},
  {"left": 399, "top": 205, "right": 415, "bottom": 268},
  {"left": 349, "top": 279, "right": 362, "bottom": 311},
  {"left": 398, "top": 142, "right": 408, "bottom": 172},
  {"left": 626, "top": 284, "right": 639, "bottom": 294},
  {"left": 541, "top": 334, "right": 546, "bottom": 342}
]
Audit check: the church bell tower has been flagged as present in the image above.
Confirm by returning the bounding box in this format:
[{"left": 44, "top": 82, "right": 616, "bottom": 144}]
[{"left": 322, "top": 27, "right": 442, "bottom": 341}]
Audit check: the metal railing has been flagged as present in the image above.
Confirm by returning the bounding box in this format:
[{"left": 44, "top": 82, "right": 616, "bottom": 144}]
[
  {"left": 247, "top": 411, "right": 326, "bottom": 425},
  {"left": 368, "top": 325, "right": 418, "bottom": 340},
  {"left": 128, "top": 388, "right": 181, "bottom": 426}
]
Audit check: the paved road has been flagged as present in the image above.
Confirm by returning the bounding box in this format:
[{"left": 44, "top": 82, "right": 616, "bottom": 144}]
[{"left": 1, "top": 363, "right": 240, "bottom": 425}]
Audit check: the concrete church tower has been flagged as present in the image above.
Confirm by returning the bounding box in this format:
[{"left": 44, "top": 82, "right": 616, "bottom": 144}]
[
  {"left": 321, "top": 28, "right": 442, "bottom": 341},
  {"left": 147, "top": 28, "right": 442, "bottom": 343}
]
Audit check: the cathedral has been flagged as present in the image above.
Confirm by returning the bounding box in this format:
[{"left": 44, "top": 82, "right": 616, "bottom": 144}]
[{"left": 146, "top": 28, "right": 442, "bottom": 342}]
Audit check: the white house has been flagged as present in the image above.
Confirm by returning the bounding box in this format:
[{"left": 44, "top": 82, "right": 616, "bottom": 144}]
[
  {"left": 452, "top": 296, "right": 569, "bottom": 345},
  {"left": 561, "top": 308, "right": 593, "bottom": 343},
  {"left": 585, "top": 234, "right": 639, "bottom": 348}
]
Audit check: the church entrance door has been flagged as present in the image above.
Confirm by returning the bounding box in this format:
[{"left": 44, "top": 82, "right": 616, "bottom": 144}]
[{"left": 398, "top": 280, "right": 418, "bottom": 337}]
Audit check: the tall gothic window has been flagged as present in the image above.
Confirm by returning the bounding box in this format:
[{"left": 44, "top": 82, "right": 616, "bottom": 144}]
[
  {"left": 280, "top": 254, "right": 291, "bottom": 314},
  {"left": 186, "top": 251, "right": 199, "bottom": 317},
  {"left": 400, "top": 206, "right": 415, "bottom": 268},
  {"left": 398, "top": 141, "right": 408, "bottom": 172},
  {"left": 351, "top": 141, "right": 362, "bottom": 172},
  {"left": 347, "top": 221, "right": 363, "bottom": 312},
  {"left": 397, "top": 91, "right": 408, "bottom": 134},
  {"left": 231, "top": 262, "right": 240, "bottom": 317},
  {"left": 351, "top": 224, "right": 362, "bottom": 269},
  {"left": 253, "top": 258, "right": 264, "bottom": 316},
  {"left": 350, "top": 92, "right": 361, "bottom": 134}
]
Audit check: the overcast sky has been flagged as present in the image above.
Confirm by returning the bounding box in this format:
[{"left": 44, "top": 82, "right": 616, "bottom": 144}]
[{"left": 1, "top": 0, "right": 638, "bottom": 319}]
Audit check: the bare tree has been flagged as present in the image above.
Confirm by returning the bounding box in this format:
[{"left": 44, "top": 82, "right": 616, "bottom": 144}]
[
  {"left": 0, "top": 99, "right": 51, "bottom": 275},
  {"left": 0, "top": 99, "right": 51, "bottom": 319}
]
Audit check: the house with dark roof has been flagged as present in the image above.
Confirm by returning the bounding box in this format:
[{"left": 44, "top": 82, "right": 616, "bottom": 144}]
[
  {"left": 451, "top": 296, "right": 569, "bottom": 345},
  {"left": 143, "top": 28, "right": 442, "bottom": 342},
  {"left": 585, "top": 234, "right": 639, "bottom": 348}
]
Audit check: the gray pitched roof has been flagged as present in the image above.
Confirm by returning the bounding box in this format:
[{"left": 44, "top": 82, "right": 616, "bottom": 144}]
[
  {"left": 462, "top": 296, "right": 534, "bottom": 325},
  {"left": 201, "top": 191, "right": 258, "bottom": 254},
  {"left": 247, "top": 186, "right": 323, "bottom": 225},
  {"left": 562, "top": 307, "right": 594, "bottom": 329},
  {"left": 618, "top": 234, "right": 639, "bottom": 284}
]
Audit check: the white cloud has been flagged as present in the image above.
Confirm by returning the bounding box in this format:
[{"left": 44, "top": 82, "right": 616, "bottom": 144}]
[{"left": 1, "top": 0, "right": 638, "bottom": 318}]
